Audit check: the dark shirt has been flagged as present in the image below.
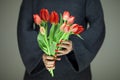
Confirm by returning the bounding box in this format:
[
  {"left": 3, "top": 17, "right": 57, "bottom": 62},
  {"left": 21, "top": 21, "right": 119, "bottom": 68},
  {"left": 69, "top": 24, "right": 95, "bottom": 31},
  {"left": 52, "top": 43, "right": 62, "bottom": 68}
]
[{"left": 17, "top": 0, "right": 105, "bottom": 80}]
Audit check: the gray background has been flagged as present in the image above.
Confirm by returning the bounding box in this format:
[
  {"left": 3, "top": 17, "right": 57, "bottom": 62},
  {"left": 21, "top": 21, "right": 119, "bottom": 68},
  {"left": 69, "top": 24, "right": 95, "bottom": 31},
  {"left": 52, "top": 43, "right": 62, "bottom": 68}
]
[{"left": 0, "top": 0, "right": 120, "bottom": 80}]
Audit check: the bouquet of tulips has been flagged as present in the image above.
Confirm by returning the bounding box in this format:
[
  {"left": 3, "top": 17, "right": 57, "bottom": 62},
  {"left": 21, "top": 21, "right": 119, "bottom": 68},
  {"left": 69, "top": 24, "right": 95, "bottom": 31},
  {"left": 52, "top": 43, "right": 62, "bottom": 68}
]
[{"left": 33, "top": 8, "right": 84, "bottom": 77}]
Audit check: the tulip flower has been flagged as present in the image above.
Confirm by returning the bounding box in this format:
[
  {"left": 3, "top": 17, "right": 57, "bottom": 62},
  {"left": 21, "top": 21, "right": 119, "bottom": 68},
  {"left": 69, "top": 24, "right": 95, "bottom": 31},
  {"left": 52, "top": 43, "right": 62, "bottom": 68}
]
[
  {"left": 76, "top": 25, "right": 84, "bottom": 34},
  {"left": 62, "top": 11, "right": 70, "bottom": 21},
  {"left": 64, "top": 26, "right": 70, "bottom": 33},
  {"left": 71, "top": 24, "right": 84, "bottom": 34},
  {"left": 33, "top": 14, "right": 41, "bottom": 25},
  {"left": 50, "top": 11, "right": 59, "bottom": 24},
  {"left": 60, "top": 22, "right": 66, "bottom": 31},
  {"left": 40, "top": 8, "right": 50, "bottom": 21},
  {"left": 60, "top": 23, "right": 70, "bottom": 33},
  {"left": 67, "top": 16, "right": 75, "bottom": 25},
  {"left": 40, "top": 27, "right": 46, "bottom": 35}
]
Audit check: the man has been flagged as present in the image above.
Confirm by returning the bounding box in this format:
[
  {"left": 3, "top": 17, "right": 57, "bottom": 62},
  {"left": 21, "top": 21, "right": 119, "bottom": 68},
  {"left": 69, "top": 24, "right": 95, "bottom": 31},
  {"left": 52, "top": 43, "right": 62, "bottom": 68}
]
[{"left": 17, "top": 0, "right": 105, "bottom": 80}]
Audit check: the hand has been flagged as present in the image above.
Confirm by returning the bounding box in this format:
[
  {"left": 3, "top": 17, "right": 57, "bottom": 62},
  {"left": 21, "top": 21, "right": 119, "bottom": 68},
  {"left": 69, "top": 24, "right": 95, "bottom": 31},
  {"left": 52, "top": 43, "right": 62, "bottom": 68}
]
[
  {"left": 42, "top": 54, "right": 61, "bottom": 70},
  {"left": 56, "top": 40, "right": 73, "bottom": 56}
]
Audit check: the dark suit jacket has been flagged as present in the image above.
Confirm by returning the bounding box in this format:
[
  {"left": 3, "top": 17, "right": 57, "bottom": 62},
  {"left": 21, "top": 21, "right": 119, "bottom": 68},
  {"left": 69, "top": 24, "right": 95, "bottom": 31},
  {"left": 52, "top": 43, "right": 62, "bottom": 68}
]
[{"left": 17, "top": 0, "right": 105, "bottom": 80}]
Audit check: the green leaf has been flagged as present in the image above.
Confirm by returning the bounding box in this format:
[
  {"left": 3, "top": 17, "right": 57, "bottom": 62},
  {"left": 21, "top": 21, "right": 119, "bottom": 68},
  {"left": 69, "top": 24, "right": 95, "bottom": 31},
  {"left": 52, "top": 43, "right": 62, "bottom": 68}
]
[
  {"left": 48, "top": 24, "right": 55, "bottom": 44},
  {"left": 37, "top": 32, "right": 50, "bottom": 54},
  {"left": 64, "top": 33, "right": 69, "bottom": 40},
  {"left": 43, "top": 47, "right": 47, "bottom": 52},
  {"left": 49, "top": 41, "right": 57, "bottom": 56},
  {"left": 76, "top": 34, "right": 84, "bottom": 40},
  {"left": 41, "top": 21, "right": 46, "bottom": 27},
  {"left": 60, "top": 13, "right": 63, "bottom": 25},
  {"left": 54, "top": 13, "right": 64, "bottom": 38},
  {"left": 38, "top": 33, "right": 46, "bottom": 42},
  {"left": 54, "top": 31, "right": 60, "bottom": 42}
]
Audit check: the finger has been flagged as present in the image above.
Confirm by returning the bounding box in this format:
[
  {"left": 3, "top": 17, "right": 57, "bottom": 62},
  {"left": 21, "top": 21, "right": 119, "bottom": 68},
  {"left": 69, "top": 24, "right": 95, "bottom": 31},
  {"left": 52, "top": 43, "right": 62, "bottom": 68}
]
[
  {"left": 46, "top": 66, "right": 55, "bottom": 70},
  {"left": 56, "top": 53, "right": 64, "bottom": 56},
  {"left": 55, "top": 49, "right": 70, "bottom": 56},
  {"left": 46, "top": 64, "right": 55, "bottom": 67},
  {"left": 43, "top": 54, "right": 55, "bottom": 60},
  {"left": 56, "top": 57, "right": 61, "bottom": 61},
  {"left": 55, "top": 49, "right": 67, "bottom": 54},
  {"left": 46, "top": 63, "right": 55, "bottom": 67},
  {"left": 53, "top": 55, "right": 61, "bottom": 61},
  {"left": 61, "top": 40, "right": 72, "bottom": 45},
  {"left": 58, "top": 44, "right": 69, "bottom": 49},
  {"left": 45, "top": 60, "right": 55, "bottom": 65},
  {"left": 45, "top": 61, "right": 55, "bottom": 68},
  {"left": 46, "top": 55, "right": 55, "bottom": 60},
  {"left": 56, "top": 50, "right": 67, "bottom": 56}
]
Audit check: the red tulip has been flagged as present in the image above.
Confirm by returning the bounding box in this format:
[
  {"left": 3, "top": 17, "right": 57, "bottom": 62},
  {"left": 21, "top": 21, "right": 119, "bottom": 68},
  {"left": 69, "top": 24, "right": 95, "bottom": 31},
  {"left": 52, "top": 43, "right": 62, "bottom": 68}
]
[
  {"left": 70, "top": 24, "right": 78, "bottom": 32},
  {"left": 40, "top": 8, "right": 50, "bottom": 21},
  {"left": 50, "top": 11, "right": 59, "bottom": 24},
  {"left": 67, "top": 16, "right": 75, "bottom": 25},
  {"left": 63, "top": 11, "right": 70, "bottom": 21},
  {"left": 71, "top": 24, "right": 84, "bottom": 34},
  {"left": 33, "top": 14, "right": 41, "bottom": 25},
  {"left": 76, "top": 26, "right": 84, "bottom": 34}
]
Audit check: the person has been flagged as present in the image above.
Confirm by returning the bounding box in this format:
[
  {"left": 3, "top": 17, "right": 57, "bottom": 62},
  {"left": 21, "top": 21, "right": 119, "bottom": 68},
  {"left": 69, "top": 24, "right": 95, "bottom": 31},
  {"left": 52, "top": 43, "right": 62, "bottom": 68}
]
[{"left": 17, "top": 0, "right": 105, "bottom": 80}]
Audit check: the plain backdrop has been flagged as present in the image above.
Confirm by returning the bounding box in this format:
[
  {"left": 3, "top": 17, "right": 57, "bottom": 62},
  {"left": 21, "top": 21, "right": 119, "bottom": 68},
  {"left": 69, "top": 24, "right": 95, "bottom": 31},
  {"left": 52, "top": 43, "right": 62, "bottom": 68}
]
[{"left": 0, "top": 0, "right": 120, "bottom": 80}]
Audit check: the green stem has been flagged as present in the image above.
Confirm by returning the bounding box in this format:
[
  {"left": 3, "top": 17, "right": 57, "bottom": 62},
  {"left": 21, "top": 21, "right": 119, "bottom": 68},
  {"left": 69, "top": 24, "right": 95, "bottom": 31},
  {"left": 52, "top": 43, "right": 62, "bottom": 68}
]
[
  {"left": 59, "top": 33, "right": 67, "bottom": 42},
  {"left": 45, "top": 22, "right": 48, "bottom": 36},
  {"left": 57, "top": 32, "right": 71, "bottom": 50},
  {"left": 44, "top": 32, "right": 50, "bottom": 55},
  {"left": 49, "top": 69, "right": 54, "bottom": 77},
  {"left": 49, "top": 24, "right": 55, "bottom": 43}
]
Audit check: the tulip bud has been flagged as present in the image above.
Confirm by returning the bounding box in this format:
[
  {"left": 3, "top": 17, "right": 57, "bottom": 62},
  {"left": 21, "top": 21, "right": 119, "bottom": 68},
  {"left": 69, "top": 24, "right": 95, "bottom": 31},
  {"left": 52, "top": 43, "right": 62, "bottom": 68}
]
[
  {"left": 60, "top": 23, "right": 66, "bottom": 31},
  {"left": 70, "top": 24, "right": 84, "bottom": 34},
  {"left": 67, "top": 16, "right": 75, "bottom": 25},
  {"left": 40, "top": 8, "right": 50, "bottom": 21},
  {"left": 50, "top": 11, "right": 59, "bottom": 24},
  {"left": 40, "top": 27, "right": 46, "bottom": 35},
  {"left": 33, "top": 14, "right": 41, "bottom": 25},
  {"left": 62, "top": 11, "right": 70, "bottom": 21},
  {"left": 64, "top": 26, "right": 70, "bottom": 33},
  {"left": 76, "top": 25, "right": 84, "bottom": 34}
]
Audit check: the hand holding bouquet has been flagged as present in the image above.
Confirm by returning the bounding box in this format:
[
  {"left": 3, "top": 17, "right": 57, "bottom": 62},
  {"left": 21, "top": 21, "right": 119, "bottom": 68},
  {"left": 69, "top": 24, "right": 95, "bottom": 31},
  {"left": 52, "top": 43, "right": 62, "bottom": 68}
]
[{"left": 33, "top": 8, "right": 84, "bottom": 77}]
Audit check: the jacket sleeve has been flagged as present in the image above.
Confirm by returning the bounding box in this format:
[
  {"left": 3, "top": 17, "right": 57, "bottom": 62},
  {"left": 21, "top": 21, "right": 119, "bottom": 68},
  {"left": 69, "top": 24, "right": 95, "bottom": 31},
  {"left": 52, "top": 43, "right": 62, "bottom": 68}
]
[
  {"left": 67, "top": 0, "right": 105, "bottom": 72},
  {"left": 17, "top": 0, "right": 45, "bottom": 75}
]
